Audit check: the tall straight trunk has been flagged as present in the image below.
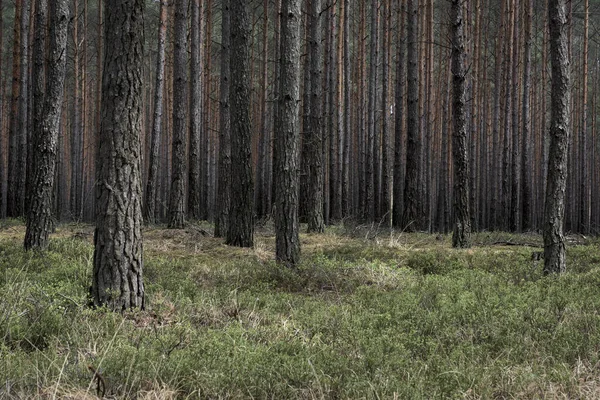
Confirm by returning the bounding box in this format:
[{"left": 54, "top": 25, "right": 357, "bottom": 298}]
[
  {"left": 275, "top": 0, "right": 302, "bottom": 266},
  {"left": 402, "top": 0, "right": 421, "bottom": 231},
  {"left": 227, "top": 0, "right": 254, "bottom": 247},
  {"left": 255, "top": 0, "right": 270, "bottom": 219},
  {"left": 93, "top": 0, "right": 145, "bottom": 310},
  {"left": 544, "top": 0, "right": 570, "bottom": 274},
  {"left": 144, "top": 0, "right": 168, "bottom": 224},
  {"left": 201, "top": 0, "right": 212, "bottom": 219},
  {"left": 71, "top": 0, "right": 83, "bottom": 220},
  {"left": 366, "top": 0, "right": 377, "bottom": 221},
  {"left": 188, "top": 0, "right": 203, "bottom": 220},
  {"left": 380, "top": 0, "right": 391, "bottom": 226},
  {"left": 168, "top": 0, "right": 188, "bottom": 228},
  {"left": 28, "top": 0, "right": 47, "bottom": 216},
  {"left": 0, "top": 0, "right": 4, "bottom": 218},
  {"left": 509, "top": 0, "right": 520, "bottom": 231},
  {"left": 7, "top": 0, "right": 21, "bottom": 218},
  {"left": 469, "top": 0, "right": 481, "bottom": 231},
  {"left": 451, "top": 0, "right": 471, "bottom": 247},
  {"left": 579, "top": 0, "right": 590, "bottom": 233},
  {"left": 500, "top": 0, "right": 513, "bottom": 230},
  {"left": 392, "top": 0, "right": 406, "bottom": 228},
  {"left": 306, "top": 0, "right": 324, "bottom": 232},
  {"left": 341, "top": 0, "right": 350, "bottom": 218},
  {"left": 25, "top": 0, "right": 69, "bottom": 250},
  {"left": 215, "top": 0, "right": 231, "bottom": 238},
  {"left": 521, "top": 0, "right": 533, "bottom": 231},
  {"left": 15, "top": 0, "right": 30, "bottom": 217}
]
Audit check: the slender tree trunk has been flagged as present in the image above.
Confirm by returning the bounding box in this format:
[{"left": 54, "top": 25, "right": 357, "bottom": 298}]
[
  {"left": 521, "top": 0, "right": 533, "bottom": 231},
  {"left": 15, "top": 0, "right": 30, "bottom": 217},
  {"left": 275, "top": 0, "right": 302, "bottom": 266},
  {"left": 144, "top": 0, "right": 168, "bottom": 224},
  {"left": 402, "top": 0, "right": 421, "bottom": 231},
  {"left": 366, "top": 0, "right": 377, "bottom": 221},
  {"left": 306, "top": 0, "right": 324, "bottom": 233},
  {"left": 7, "top": 0, "right": 22, "bottom": 218},
  {"left": 579, "top": 0, "right": 590, "bottom": 234},
  {"left": 168, "top": 0, "right": 188, "bottom": 228},
  {"left": 93, "top": 0, "right": 146, "bottom": 310},
  {"left": 341, "top": 0, "right": 350, "bottom": 218},
  {"left": 227, "top": 0, "right": 254, "bottom": 247},
  {"left": 451, "top": 0, "right": 471, "bottom": 247},
  {"left": 509, "top": 0, "right": 520, "bottom": 231},
  {"left": 215, "top": 0, "right": 231, "bottom": 238},
  {"left": 25, "top": 0, "right": 69, "bottom": 250},
  {"left": 544, "top": 0, "right": 570, "bottom": 274},
  {"left": 380, "top": 0, "right": 391, "bottom": 226},
  {"left": 188, "top": 0, "right": 203, "bottom": 220},
  {"left": 392, "top": 0, "right": 406, "bottom": 228}
]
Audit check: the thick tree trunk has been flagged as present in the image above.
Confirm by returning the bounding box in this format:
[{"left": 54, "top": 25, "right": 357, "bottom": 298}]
[
  {"left": 144, "top": 0, "right": 168, "bottom": 225},
  {"left": 168, "top": 0, "right": 188, "bottom": 228},
  {"left": 24, "top": 0, "right": 69, "bottom": 250},
  {"left": 215, "top": 0, "right": 231, "bottom": 238},
  {"left": 402, "top": 0, "right": 421, "bottom": 231},
  {"left": 544, "top": 0, "right": 570, "bottom": 274},
  {"left": 188, "top": 0, "right": 203, "bottom": 220},
  {"left": 93, "top": 0, "right": 145, "bottom": 310},
  {"left": 274, "top": 0, "right": 302, "bottom": 266},
  {"left": 306, "top": 0, "right": 324, "bottom": 233},
  {"left": 451, "top": 0, "right": 471, "bottom": 248},
  {"left": 227, "top": 0, "right": 254, "bottom": 247}
]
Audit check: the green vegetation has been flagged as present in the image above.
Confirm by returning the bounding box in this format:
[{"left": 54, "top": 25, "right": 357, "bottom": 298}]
[{"left": 2, "top": 223, "right": 600, "bottom": 398}]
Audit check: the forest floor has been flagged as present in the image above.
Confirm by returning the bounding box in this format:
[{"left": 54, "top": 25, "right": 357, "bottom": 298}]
[{"left": 2, "top": 219, "right": 600, "bottom": 399}]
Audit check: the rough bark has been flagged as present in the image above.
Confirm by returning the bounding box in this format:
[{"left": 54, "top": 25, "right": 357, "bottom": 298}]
[
  {"left": 380, "top": 0, "right": 391, "bottom": 226},
  {"left": 451, "top": 0, "right": 471, "bottom": 248},
  {"left": 579, "top": 0, "right": 590, "bottom": 234},
  {"left": 188, "top": 0, "right": 203, "bottom": 220},
  {"left": 227, "top": 0, "right": 254, "bottom": 247},
  {"left": 402, "top": 0, "right": 421, "bottom": 231},
  {"left": 215, "top": 0, "right": 231, "bottom": 238},
  {"left": 306, "top": 0, "right": 324, "bottom": 233},
  {"left": 93, "top": 0, "right": 146, "bottom": 310},
  {"left": 521, "top": 0, "right": 533, "bottom": 231},
  {"left": 341, "top": 0, "right": 350, "bottom": 218},
  {"left": 392, "top": 0, "right": 405, "bottom": 228},
  {"left": 24, "top": 0, "right": 69, "bottom": 250},
  {"left": 168, "top": 0, "right": 188, "bottom": 228},
  {"left": 544, "top": 0, "right": 570, "bottom": 274},
  {"left": 366, "top": 0, "right": 377, "bottom": 221},
  {"left": 144, "top": 0, "right": 168, "bottom": 225},
  {"left": 15, "top": 0, "right": 30, "bottom": 217},
  {"left": 7, "top": 0, "right": 21, "bottom": 218},
  {"left": 274, "top": 0, "right": 302, "bottom": 266}
]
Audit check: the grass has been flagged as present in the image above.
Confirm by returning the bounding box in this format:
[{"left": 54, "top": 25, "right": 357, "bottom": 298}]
[{"left": 2, "top": 222, "right": 600, "bottom": 398}]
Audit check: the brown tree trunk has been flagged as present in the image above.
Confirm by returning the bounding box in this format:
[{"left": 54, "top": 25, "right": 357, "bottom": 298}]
[
  {"left": 144, "top": 0, "right": 168, "bottom": 224},
  {"left": 521, "top": 0, "right": 533, "bottom": 231},
  {"left": 544, "top": 0, "right": 570, "bottom": 274},
  {"left": 188, "top": 0, "right": 203, "bottom": 220},
  {"left": 341, "top": 0, "right": 350, "bottom": 218},
  {"left": 7, "top": 0, "right": 22, "bottom": 218},
  {"left": 215, "top": 0, "right": 231, "bottom": 238},
  {"left": 392, "top": 0, "right": 405, "bottom": 228},
  {"left": 306, "top": 0, "right": 324, "bottom": 232},
  {"left": 579, "top": 0, "right": 590, "bottom": 234},
  {"left": 451, "top": 0, "right": 471, "bottom": 247},
  {"left": 275, "top": 0, "right": 302, "bottom": 266},
  {"left": 168, "top": 0, "right": 188, "bottom": 228},
  {"left": 93, "top": 0, "right": 146, "bottom": 310},
  {"left": 227, "top": 0, "right": 254, "bottom": 247},
  {"left": 402, "top": 0, "right": 422, "bottom": 231}
]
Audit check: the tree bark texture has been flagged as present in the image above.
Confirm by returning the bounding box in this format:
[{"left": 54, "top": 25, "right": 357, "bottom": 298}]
[
  {"left": 544, "top": 0, "right": 570, "bottom": 274},
  {"left": 227, "top": 0, "right": 254, "bottom": 247},
  {"left": 93, "top": 0, "right": 146, "bottom": 310},
  {"left": 168, "top": 0, "right": 188, "bottom": 228},
  {"left": 451, "top": 0, "right": 471, "bottom": 248},
  {"left": 188, "top": 0, "right": 203, "bottom": 220},
  {"left": 215, "top": 0, "right": 231, "bottom": 238},
  {"left": 144, "top": 0, "right": 168, "bottom": 225},
  {"left": 274, "top": 0, "right": 302, "bottom": 266},
  {"left": 24, "top": 0, "right": 69, "bottom": 250},
  {"left": 306, "top": 0, "right": 324, "bottom": 233}
]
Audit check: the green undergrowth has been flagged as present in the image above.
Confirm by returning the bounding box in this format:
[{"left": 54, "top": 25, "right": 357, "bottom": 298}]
[{"left": 2, "top": 225, "right": 600, "bottom": 398}]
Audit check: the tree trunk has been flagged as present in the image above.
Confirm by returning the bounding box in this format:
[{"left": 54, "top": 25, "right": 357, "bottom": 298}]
[
  {"left": 168, "top": 0, "right": 188, "bottom": 229},
  {"left": 579, "top": 0, "right": 590, "bottom": 234},
  {"left": 227, "top": 0, "right": 254, "bottom": 247},
  {"left": 15, "top": 0, "right": 30, "bottom": 217},
  {"left": 402, "top": 0, "right": 421, "bottom": 231},
  {"left": 215, "top": 0, "right": 231, "bottom": 238},
  {"left": 93, "top": 0, "right": 145, "bottom": 310},
  {"left": 144, "top": 0, "right": 168, "bottom": 225},
  {"left": 7, "top": 0, "right": 22, "bottom": 218},
  {"left": 24, "top": 0, "right": 68, "bottom": 250},
  {"left": 392, "top": 0, "right": 405, "bottom": 228},
  {"left": 544, "top": 0, "right": 570, "bottom": 274},
  {"left": 521, "top": 0, "right": 533, "bottom": 231},
  {"left": 274, "top": 0, "right": 302, "bottom": 266},
  {"left": 451, "top": 0, "right": 471, "bottom": 248},
  {"left": 306, "top": 0, "right": 324, "bottom": 233},
  {"left": 188, "top": 0, "right": 203, "bottom": 220}
]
